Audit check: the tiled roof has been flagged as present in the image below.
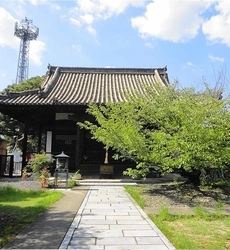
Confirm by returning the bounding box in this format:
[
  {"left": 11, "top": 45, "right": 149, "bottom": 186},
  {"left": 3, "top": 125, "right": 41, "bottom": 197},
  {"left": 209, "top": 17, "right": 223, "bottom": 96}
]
[{"left": 0, "top": 65, "right": 169, "bottom": 106}]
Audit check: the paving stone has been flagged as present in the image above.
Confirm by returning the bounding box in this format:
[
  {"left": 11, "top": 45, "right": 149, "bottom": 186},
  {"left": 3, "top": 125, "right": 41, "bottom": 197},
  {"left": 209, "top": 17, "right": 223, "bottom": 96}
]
[
  {"left": 117, "top": 220, "right": 149, "bottom": 225},
  {"left": 68, "top": 246, "right": 104, "bottom": 250},
  {"left": 83, "top": 210, "right": 115, "bottom": 215},
  {"left": 115, "top": 209, "right": 140, "bottom": 215},
  {"left": 127, "top": 211, "right": 142, "bottom": 216},
  {"left": 136, "top": 236, "right": 165, "bottom": 245},
  {"left": 73, "top": 229, "right": 123, "bottom": 238},
  {"left": 83, "top": 211, "right": 129, "bottom": 216},
  {"left": 69, "top": 237, "right": 96, "bottom": 245},
  {"left": 97, "top": 237, "right": 136, "bottom": 245},
  {"left": 106, "top": 215, "right": 144, "bottom": 220},
  {"left": 123, "top": 230, "right": 158, "bottom": 237},
  {"left": 83, "top": 209, "right": 115, "bottom": 214},
  {"left": 85, "top": 204, "right": 112, "bottom": 209},
  {"left": 104, "top": 245, "right": 170, "bottom": 250},
  {"left": 110, "top": 206, "right": 136, "bottom": 211},
  {"left": 87, "top": 201, "right": 120, "bottom": 204},
  {"left": 81, "top": 215, "right": 106, "bottom": 220},
  {"left": 109, "top": 224, "right": 152, "bottom": 230},
  {"left": 80, "top": 219, "right": 117, "bottom": 225},
  {"left": 77, "top": 225, "right": 109, "bottom": 230}
]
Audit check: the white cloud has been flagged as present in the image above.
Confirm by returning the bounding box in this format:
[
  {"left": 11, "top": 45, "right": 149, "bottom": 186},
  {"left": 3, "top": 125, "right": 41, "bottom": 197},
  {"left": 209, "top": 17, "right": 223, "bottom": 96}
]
[
  {"left": 28, "top": 0, "right": 48, "bottom": 6},
  {"left": 76, "top": 0, "right": 145, "bottom": 19},
  {"left": 187, "top": 62, "right": 193, "bottom": 67},
  {"left": 69, "top": 0, "right": 145, "bottom": 34},
  {"left": 68, "top": 0, "right": 230, "bottom": 46},
  {"left": 72, "top": 44, "right": 82, "bottom": 52},
  {"left": 29, "top": 0, "right": 39, "bottom": 5},
  {"left": 69, "top": 17, "right": 81, "bottom": 27},
  {"left": 145, "top": 42, "right": 152, "bottom": 48},
  {"left": 30, "top": 40, "right": 46, "bottom": 66},
  {"left": 202, "top": 0, "right": 230, "bottom": 46},
  {"left": 80, "top": 13, "right": 94, "bottom": 25},
  {"left": 0, "top": 8, "right": 45, "bottom": 66},
  {"left": 13, "top": 5, "right": 26, "bottom": 18},
  {"left": 183, "top": 61, "right": 204, "bottom": 74},
  {"left": 51, "top": 4, "right": 61, "bottom": 11},
  {"left": 87, "top": 26, "right": 97, "bottom": 36},
  {"left": 208, "top": 54, "right": 224, "bottom": 62},
  {"left": 131, "top": 0, "right": 215, "bottom": 42},
  {"left": 0, "top": 8, "right": 19, "bottom": 49},
  {"left": 19, "top": 0, "right": 61, "bottom": 12}
]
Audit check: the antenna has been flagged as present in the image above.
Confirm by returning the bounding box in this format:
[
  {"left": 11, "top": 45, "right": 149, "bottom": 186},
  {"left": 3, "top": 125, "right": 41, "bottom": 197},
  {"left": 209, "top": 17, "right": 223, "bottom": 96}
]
[{"left": 14, "top": 17, "right": 39, "bottom": 84}]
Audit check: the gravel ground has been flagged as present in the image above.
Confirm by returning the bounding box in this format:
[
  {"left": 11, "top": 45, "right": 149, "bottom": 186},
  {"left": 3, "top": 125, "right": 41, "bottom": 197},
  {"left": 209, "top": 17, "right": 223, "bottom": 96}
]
[
  {"left": 0, "top": 176, "right": 43, "bottom": 190},
  {"left": 138, "top": 182, "right": 230, "bottom": 215},
  {"left": 141, "top": 182, "right": 230, "bottom": 208}
]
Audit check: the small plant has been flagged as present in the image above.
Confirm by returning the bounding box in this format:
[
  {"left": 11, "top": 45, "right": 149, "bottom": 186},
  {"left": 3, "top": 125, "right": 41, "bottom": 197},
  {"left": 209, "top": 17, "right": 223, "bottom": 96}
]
[
  {"left": 68, "top": 178, "right": 76, "bottom": 188},
  {"left": 68, "top": 170, "right": 81, "bottom": 188},
  {"left": 194, "top": 205, "right": 210, "bottom": 220},
  {"left": 40, "top": 167, "right": 50, "bottom": 188},
  {"left": 159, "top": 206, "right": 172, "bottom": 221},
  {"left": 215, "top": 200, "right": 224, "bottom": 217},
  {"left": 28, "top": 153, "right": 52, "bottom": 188},
  {"left": 72, "top": 170, "right": 82, "bottom": 180},
  {"left": 21, "top": 168, "right": 29, "bottom": 180}
]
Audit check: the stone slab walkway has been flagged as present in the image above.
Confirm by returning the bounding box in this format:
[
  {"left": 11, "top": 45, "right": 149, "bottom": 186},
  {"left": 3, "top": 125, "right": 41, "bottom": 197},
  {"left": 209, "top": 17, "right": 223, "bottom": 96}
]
[{"left": 60, "top": 184, "right": 175, "bottom": 250}]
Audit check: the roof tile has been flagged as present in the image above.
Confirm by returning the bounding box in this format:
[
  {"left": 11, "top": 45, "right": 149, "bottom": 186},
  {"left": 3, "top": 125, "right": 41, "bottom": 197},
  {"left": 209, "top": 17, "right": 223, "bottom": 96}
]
[{"left": 0, "top": 66, "right": 169, "bottom": 106}]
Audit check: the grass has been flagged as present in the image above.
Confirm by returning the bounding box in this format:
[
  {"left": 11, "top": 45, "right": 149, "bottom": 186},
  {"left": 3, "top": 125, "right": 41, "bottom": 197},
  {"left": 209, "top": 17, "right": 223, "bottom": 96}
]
[
  {"left": 124, "top": 185, "right": 230, "bottom": 249},
  {"left": 0, "top": 185, "right": 63, "bottom": 248},
  {"left": 150, "top": 210, "right": 230, "bottom": 249},
  {"left": 124, "top": 185, "right": 145, "bottom": 208}
]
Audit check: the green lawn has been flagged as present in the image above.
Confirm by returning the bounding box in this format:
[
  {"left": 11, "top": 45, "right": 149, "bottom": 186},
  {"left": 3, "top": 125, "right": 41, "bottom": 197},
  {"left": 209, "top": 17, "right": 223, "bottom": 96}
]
[
  {"left": 150, "top": 209, "right": 230, "bottom": 249},
  {"left": 0, "top": 185, "right": 63, "bottom": 248},
  {"left": 125, "top": 185, "right": 230, "bottom": 249}
]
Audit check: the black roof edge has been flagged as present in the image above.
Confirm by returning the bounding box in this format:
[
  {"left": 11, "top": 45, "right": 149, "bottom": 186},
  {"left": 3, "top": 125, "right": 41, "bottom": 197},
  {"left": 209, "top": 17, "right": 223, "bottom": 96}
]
[{"left": 48, "top": 65, "right": 168, "bottom": 75}]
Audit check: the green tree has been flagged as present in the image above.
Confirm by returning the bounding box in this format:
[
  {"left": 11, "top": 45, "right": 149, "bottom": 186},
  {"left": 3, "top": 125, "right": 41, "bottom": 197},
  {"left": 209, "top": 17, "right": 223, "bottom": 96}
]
[
  {"left": 79, "top": 84, "right": 230, "bottom": 185},
  {"left": 0, "top": 76, "right": 44, "bottom": 152},
  {"left": 1, "top": 76, "right": 44, "bottom": 94}
]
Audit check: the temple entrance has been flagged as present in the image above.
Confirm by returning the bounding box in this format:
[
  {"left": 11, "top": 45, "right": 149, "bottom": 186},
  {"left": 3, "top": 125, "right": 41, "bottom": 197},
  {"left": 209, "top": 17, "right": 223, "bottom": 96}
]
[{"left": 52, "top": 119, "right": 106, "bottom": 173}]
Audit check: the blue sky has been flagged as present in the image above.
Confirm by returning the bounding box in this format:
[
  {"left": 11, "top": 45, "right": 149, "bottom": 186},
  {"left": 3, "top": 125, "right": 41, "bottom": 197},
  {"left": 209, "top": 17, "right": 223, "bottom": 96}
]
[{"left": 0, "top": 0, "right": 230, "bottom": 93}]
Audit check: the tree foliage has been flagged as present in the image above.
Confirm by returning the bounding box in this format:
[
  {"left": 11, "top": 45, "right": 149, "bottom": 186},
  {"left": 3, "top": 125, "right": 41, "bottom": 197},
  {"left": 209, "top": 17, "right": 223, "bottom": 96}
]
[
  {"left": 0, "top": 76, "right": 44, "bottom": 152},
  {"left": 79, "top": 84, "right": 230, "bottom": 185},
  {"left": 0, "top": 76, "right": 44, "bottom": 94}
]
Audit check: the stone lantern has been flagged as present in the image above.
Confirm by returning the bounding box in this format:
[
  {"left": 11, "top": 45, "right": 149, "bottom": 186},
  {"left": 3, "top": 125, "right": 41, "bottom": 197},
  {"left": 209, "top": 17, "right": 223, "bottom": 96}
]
[{"left": 54, "top": 151, "right": 70, "bottom": 188}]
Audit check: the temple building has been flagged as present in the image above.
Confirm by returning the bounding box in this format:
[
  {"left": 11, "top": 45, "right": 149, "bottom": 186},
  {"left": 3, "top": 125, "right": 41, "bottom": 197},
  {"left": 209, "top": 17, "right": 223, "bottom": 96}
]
[{"left": 0, "top": 65, "right": 169, "bottom": 177}]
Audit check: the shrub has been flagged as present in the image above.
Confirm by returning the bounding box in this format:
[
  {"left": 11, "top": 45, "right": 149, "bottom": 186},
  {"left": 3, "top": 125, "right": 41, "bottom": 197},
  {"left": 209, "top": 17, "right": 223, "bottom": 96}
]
[
  {"left": 28, "top": 153, "right": 53, "bottom": 180},
  {"left": 68, "top": 170, "right": 81, "bottom": 188}
]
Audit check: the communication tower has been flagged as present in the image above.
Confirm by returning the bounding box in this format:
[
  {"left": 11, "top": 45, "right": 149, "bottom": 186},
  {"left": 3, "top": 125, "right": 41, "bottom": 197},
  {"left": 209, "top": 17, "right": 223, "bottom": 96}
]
[{"left": 14, "top": 17, "right": 39, "bottom": 84}]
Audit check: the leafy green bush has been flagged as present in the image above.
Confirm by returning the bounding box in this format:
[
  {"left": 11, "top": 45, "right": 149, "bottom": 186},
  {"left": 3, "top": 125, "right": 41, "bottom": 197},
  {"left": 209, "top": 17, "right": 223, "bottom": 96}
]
[{"left": 28, "top": 153, "right": 53, "bottom": 180}]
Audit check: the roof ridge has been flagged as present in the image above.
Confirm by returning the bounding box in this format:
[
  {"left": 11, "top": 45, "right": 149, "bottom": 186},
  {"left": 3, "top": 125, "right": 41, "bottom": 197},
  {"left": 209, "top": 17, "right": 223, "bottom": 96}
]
[{"left": 48, "top": 65, "right": 167, "bottom": 74}]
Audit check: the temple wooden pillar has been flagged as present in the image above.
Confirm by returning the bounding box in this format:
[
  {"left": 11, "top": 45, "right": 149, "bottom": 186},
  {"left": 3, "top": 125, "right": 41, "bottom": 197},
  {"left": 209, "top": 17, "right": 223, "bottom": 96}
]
[
  {"left": 75, "top": 126, "right": 81, "bottom": 170},
  {"left": 22, "top": 122, "right": 28, "bottom": 170},
  {"left": 37, "top": 124, "right": 42, "bottom": 153}
]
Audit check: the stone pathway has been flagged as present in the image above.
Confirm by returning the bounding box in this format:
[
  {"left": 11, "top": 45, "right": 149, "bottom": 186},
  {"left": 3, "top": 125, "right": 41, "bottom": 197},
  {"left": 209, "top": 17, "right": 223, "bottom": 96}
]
[{"left": 60, "top": 184, "right": 175, "bottom": 250}]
